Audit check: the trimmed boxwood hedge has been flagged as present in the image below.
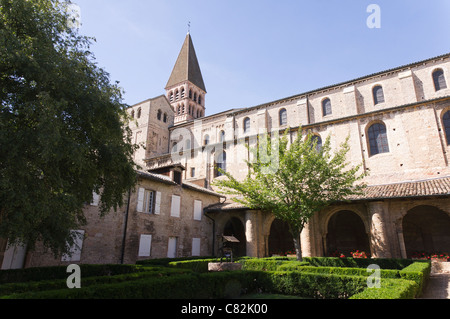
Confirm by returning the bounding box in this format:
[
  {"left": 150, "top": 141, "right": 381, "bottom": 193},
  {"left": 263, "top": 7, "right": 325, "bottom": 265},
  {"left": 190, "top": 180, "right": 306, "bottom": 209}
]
[{"left": 0, "top": 257, "right": 431, "bottom": 299}]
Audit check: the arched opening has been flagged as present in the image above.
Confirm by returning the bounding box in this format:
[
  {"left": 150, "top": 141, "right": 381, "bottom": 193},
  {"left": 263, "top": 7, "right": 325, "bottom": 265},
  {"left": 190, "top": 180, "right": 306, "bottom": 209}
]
[
  {"left": 402, "top": 205, "right": 450, "bottom": 258},
  {"left": 223, "top": 217, "right": 246, "bottom": 257},
  {"left": 268, "top": 219, "right": 294, "bottom": 256},
  {"left": 326, "top": 210, "right": 370, "bottom": 257}
]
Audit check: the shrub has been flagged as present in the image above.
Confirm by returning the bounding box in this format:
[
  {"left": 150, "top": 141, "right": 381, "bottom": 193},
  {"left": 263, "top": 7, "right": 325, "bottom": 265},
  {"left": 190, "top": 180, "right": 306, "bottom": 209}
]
[
  {"left": 350, "top": 278, "right": 418, "bottom": 299},
  {"left": 399, "top": 261, "right": 431, "bottom": 296},
  {"left": 303, "top": 257, "right": 413, "bottom": 270}
]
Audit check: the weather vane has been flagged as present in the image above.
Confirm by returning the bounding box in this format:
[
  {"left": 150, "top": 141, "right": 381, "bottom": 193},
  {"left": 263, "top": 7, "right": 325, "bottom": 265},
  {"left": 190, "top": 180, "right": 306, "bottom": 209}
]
[{"left": 188, "top": 21, "right": 191, "bottom": 33}]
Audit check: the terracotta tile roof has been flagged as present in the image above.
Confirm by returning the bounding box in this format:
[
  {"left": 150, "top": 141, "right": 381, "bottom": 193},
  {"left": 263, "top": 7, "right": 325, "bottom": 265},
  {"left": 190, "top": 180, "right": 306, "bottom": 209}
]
[
  {"left": 204, "top": 177, "right": 450, "bottom": 212},
  {"left": 349, "top": 176, "right": 450, "bottom": 201}
]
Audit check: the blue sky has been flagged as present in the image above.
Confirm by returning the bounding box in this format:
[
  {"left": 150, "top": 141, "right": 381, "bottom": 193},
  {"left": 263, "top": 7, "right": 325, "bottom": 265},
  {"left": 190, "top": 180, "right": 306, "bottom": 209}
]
[{"left": 73, "top": 0, "right": 450, "bottom": 116}]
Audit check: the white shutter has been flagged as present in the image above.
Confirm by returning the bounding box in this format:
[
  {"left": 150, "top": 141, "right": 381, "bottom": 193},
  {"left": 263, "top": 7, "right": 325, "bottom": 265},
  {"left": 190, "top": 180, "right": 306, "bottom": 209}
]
[
  {"left": 90, "top": 192, "right": 100, "bottom": 206},
  {"left": 137, "top": 187, "right": 145, "bottom": 212},
  {"left": 192, "top": 238, "right": 201, "bottom": 256},
  {"left": 62, "top": 230, "right": 84, "bottom": 262},
  {"left": 193, "top": 200, "right": 202, "bottom": 220},
  {"left": 138, "top": 234, "right": 152, "bottom": 257},
  {"left": 170, "top": 195, "right": 180, "bottom": 217},
  {"left": 167, "top": 237, "right": 177, "bottom": 258},
  {"left": 154, "top": 192, "right": 161, "bottom": 214}
]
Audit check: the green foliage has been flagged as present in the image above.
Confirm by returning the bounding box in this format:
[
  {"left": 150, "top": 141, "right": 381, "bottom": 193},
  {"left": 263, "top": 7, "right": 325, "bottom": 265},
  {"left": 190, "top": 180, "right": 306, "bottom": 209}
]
[
  {"left": 350, "top": 278, "right": 418, "bottom": 299},
  {"left": 0, "top": 0, "right": 137, "bottom": 255},
  {"left": 0, "top": 257, "right": 430, "bottom": 299},
  {"left": 214, "top": 129, "right": 366, "bottom": 259},
  {"left": 303, "top": 257, "right": 414, "bottom": 269}
]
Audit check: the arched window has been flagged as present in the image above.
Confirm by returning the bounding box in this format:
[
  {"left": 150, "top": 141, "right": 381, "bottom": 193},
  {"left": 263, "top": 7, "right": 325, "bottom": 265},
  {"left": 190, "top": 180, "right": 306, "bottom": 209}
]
[
  {"left": 442, "top": 111, "right": 450, "bottom": 145},
  {"left": 204, "top": 134, "right": 210, "bottom": 146},
  {"left": 194, "top": 93, "right": 197, "bottom": 102},
  {"left": 219, "top": 130, "right": 225, "bottom": 143},
  {"left": 311, "top": 135, "right": 322, "bottom": 152},
  {"left": 243, "top": 117, "right": 251, "bottom": 133},
  {"left": 157, "top": 109, "right": 162, "bottom": 120},
  {"left": 175, "top": 90, "right": 180, "bottom": 100},
  {"left": 433, "top": 69, "right": 447, "bottom": 91},
  {"left": 181, "top": 88, "right": 185, "bottom": 99},
  {"left": 279, "top": 108, "right": 287, "bottom": 126},
  {"left": 182, "top": 104, "right": 185, "bottom": 114},
  {"left": 372, "top": 85, "right": 385, "bottom": 105},
  {"left": 215, "top": 151, "right": 226, "bottom": 177},
  {"left": 163, "top": 113, "right": 167, "bottom": 123},
  {"left": 198, "top": 95, "right": 202, "bottom": 105},
  {"left": 189, "top": 89, "right": 192, "bottom": 99},
  {"left": 131, "top": 110, "right": 135, "bottom": 118},
  {"left": 367, "top": 122, "right": 389, "bottom": 156},
  {"left": 169, "top": 92, "right": 174, "bottom": 102},
  {"left": 322, "top": 98, "right": 332, "bottom": 116},
  {"left": 137, "top": 108, "right": 142, "bottom": 119}
]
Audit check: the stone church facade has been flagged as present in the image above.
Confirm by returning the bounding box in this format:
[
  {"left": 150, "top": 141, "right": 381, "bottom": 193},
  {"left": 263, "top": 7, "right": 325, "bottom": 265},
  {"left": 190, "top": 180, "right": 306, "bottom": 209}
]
[{"left": 3, "top": 33, "right": 450, "bottom": 268}]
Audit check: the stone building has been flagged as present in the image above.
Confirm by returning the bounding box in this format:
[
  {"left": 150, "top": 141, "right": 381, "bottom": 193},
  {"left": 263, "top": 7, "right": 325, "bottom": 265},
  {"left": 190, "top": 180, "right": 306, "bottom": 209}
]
[{"left": 3, "top": 33, "right": 450, "bottom": 268}]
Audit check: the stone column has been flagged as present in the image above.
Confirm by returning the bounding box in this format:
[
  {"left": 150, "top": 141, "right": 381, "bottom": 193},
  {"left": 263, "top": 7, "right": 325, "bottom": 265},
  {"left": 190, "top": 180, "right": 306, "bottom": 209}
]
[
  {"left": 368, "top": 201, "right": 392, "bottom": 258},
  {"left": 300, "top": 222, "right": 313, "bottom": 257},
  {"left": 244, "top": 210, "right": 259, "bottom": 258}
]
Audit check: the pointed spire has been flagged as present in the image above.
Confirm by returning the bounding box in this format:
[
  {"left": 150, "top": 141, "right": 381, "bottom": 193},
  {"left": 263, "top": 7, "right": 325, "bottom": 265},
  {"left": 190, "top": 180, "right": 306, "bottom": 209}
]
[{"left": 165, "top": 33, "right": 206, "bottom": 93}]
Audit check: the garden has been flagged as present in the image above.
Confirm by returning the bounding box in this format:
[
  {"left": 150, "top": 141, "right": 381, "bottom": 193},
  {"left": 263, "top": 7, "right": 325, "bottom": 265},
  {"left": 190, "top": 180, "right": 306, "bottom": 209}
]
[{"left": 0, "top": 256, "right": 432, "bottom": 299}]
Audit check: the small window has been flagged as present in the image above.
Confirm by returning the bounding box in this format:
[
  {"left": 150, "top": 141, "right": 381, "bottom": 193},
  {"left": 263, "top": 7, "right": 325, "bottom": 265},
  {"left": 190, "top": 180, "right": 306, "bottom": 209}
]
[
  {"left": 373, "top": 85, "right": 385, "bottom": 105},
  {"left": 193, "top": 200, "right": 202, "bottom": 221},
  {"left": 191, "top": 167, "right": 196, "bottom": 178},
  {"left": 157, "top": 109, "right": 162, "bottom": 120},
  {"left": 322, "top": 98, "right": 332, "bottom": 116},
  {"left": 138, "top": 234, "right": 152, "bottom": 257},
  {"left": 189, "top": 89, "right": 192, "bottom": 99},
  {"left": 137, "top": 107, "right": 142, "bottom": 119},
  {"left": 131, "top": 110, "right": 135, "bottom": 118},
  {"left": 367, "top": 122, "right": 389, "bottom": 156},
  {"left": 137, "top": 188, "right": 155, "bottom": 214},
  {"left": 181, "top": 88, "right": 185, "bottom": 99},
  {"left": 219, "top": 130, "right": 225, "bottom": 143},
  {"left": 243, "top": 117, "right": 251, "bottom": 133},
  {"left": 433, "top": 69, "right": 447, "bottom": 91},
  {"left": 163, "top": 113, "right": 167, "bottom": 123},
  {"left": 170, "top": 195, "right": 181, "bottom": 217},
  {"left": 204, "top": 134, "right": 210, "bottom": 146},
  {"left": 215, "top": 151, "right": 226, "bottom": 177},
  {"left": 198, "top": 95, "right": 202, "bottom": 105},
  {"left": 175, "top": 90, "right": 180, "bottom": 100},
  {"left": 173, "top": 171, "right": 182, "bottom": 185},
  {"left": 169, "top": 92, "right": 174, "bottom": 102},
  {"left": 279, "top": 108, "right": 287, "bottom": 126},
  {"left": 311, "top": 135, "right": 322, "bottom": 152},
  {"left": 442, "top": 111, "right": 450, "bottom": 145}
]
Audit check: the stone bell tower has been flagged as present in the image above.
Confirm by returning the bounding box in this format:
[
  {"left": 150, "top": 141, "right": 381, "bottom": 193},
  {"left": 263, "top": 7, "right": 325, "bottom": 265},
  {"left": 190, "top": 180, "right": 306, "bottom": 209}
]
[{"left": 165, "top": 32, "right": 207, "bottom": 125}]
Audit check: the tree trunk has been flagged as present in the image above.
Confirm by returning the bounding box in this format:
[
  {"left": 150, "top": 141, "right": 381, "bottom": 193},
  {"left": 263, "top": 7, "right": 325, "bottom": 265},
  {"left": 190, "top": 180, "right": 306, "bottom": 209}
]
[{"left": 289, "top": 225, "right": 303, "bottom": 261}]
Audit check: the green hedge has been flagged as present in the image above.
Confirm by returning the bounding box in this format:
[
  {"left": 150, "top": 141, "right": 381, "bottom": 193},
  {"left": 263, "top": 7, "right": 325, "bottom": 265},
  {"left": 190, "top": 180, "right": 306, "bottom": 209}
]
[
  {"left": 350, "top": 278, "right": 418, "bottom": 299},
  {"left": 303, "top": 257, "right": 414, "bottom": 269},
  {"left": 136, "top": 256, "right": 216, "bottom": 267},
  {"left": 0, "top": 266, "right": 191, "bottom": 297},
  {"left": 399, "top": 261, "right": 431, "bottom": 296},
  {"left": 0, "top": 264, "right": 147, "bottom": 284},
  {"left": 168, "top": 258, "right": 222, "bottom": 272},
  {"left": 239, "top": 258, "right": 308, "bottom": 271}
]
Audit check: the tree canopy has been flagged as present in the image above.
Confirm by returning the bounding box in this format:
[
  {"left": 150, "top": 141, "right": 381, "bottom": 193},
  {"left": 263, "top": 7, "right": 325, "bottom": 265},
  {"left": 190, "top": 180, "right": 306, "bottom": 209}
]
[
  {"left": 0, "top": 0, "right": 138, "bottom": 256},
  {"left": 214, "top": 129, "right": 367, "bottom": 260}
]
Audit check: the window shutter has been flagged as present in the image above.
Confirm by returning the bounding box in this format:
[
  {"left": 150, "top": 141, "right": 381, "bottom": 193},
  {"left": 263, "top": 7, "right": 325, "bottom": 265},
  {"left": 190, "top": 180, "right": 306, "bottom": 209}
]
[
  {"left": 154, "top": 192, "right": 161, "bottom": 214},
  {"left": 137, "top": 188, "right": 145, "bottom": 212},
  {"left": 138, "top": 234, "right": 152, "bottom": 257},
  {"left": 192, "top": 238, "right": 201, "bottom": 256},
  {"left": 90, "top": 192, "right": 100, "bottom": 206},
  {"left": 168, "top": 237, "right": 177, "bottom": 258},
  {"left": 170, "top": 195, "right": 180, "bottom": 217},
  {"left": 194, "top": 200, "right": 202, "bottom": 220}
]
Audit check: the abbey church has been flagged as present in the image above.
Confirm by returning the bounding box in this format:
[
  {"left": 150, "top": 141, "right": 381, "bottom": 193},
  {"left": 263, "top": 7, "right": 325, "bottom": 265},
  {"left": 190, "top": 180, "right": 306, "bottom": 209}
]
[{"left": 3, "top": 33, "right": 450, "bottom": 268}]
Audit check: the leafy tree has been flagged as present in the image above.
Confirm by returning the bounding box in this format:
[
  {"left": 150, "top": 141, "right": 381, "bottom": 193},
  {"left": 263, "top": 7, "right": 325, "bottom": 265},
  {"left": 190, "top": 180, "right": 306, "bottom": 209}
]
[
  {"left": 214, "top": 129, "right": 366, "bottom": 260},
  {"left": 0, "top": 0, "right": 138, "bottom": 256}
]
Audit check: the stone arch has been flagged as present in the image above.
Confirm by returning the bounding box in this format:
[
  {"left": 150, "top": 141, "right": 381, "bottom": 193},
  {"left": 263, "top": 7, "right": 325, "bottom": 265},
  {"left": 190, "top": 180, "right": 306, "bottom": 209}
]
[
  {"left": 268, "top": 218, "right": 294, "bottom": 256},
  {"left": 325, "top": 210, "right": 370, "bottom": 257},
  {"left": 222, "top": 217, "right": 246, "bottom": 257},
  {"left": 402, "top": 205, "right": 450, "bottom": 258}
]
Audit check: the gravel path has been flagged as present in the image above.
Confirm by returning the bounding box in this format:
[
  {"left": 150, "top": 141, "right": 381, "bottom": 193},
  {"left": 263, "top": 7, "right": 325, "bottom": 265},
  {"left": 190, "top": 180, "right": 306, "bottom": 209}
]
[{"left": 418, "top": 262, "right": 450, "bottom": 299}]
